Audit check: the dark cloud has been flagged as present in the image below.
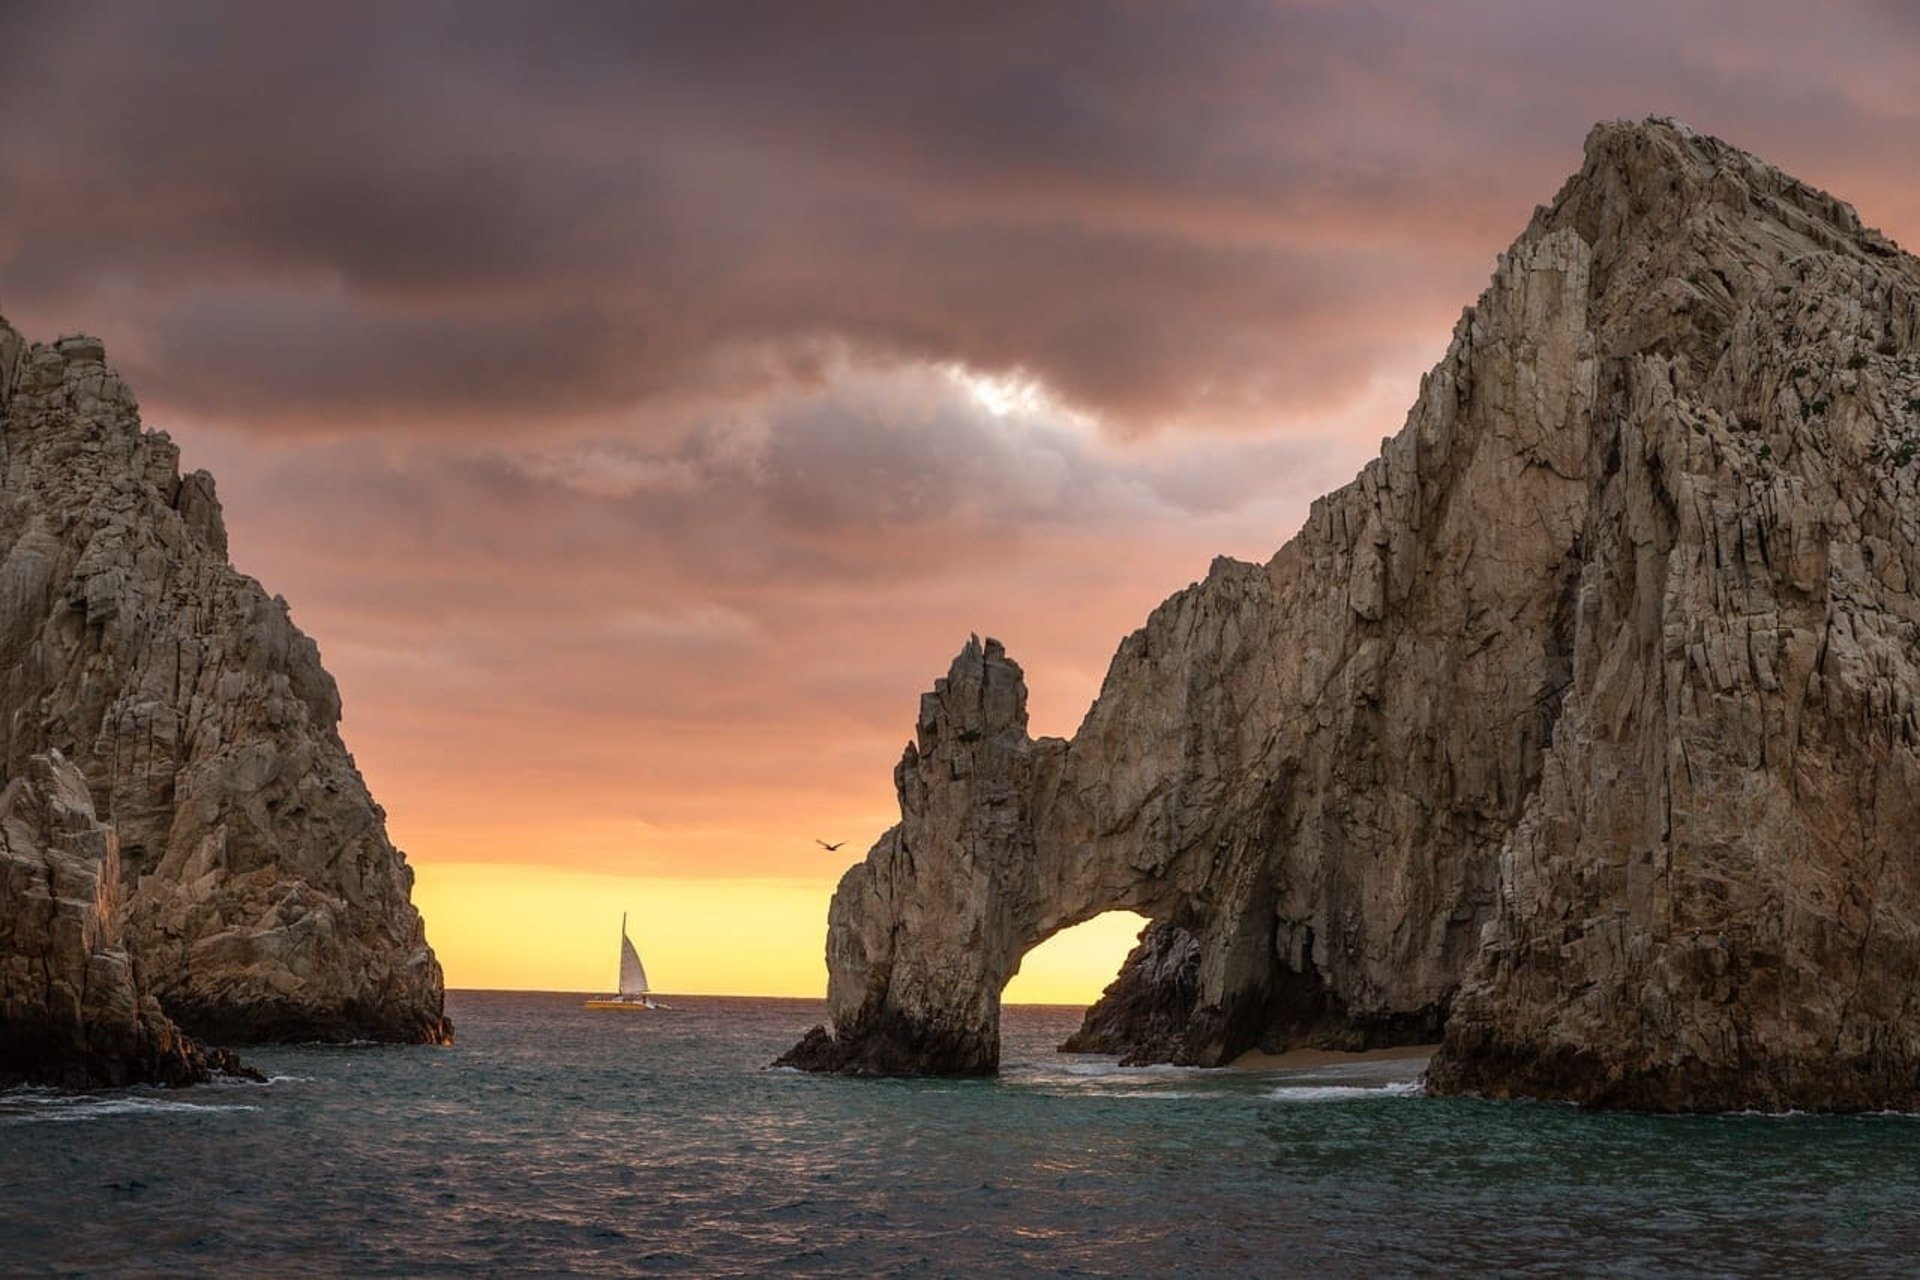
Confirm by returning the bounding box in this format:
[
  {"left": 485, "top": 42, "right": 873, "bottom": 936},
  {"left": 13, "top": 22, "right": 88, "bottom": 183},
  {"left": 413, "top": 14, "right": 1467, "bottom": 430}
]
[
  {"left": 6, "top": 2, "right": 1914, "bottom": 440},
  {"left": 206, "top": 366, "right": 1344, "bottom": 608}
]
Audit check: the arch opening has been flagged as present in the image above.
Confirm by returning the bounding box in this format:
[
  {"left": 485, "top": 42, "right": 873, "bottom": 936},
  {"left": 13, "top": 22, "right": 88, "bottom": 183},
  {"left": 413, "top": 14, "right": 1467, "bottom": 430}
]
[{"left": 1001, "top": 909, "right": 1151, "bottom": 1008}]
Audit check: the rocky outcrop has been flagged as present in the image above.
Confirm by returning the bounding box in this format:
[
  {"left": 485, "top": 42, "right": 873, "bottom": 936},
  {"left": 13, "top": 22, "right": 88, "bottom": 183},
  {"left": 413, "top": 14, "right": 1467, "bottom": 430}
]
[
  {"left": 1424, "top": 125, "right": 1920, "bottom": 1112},
  {"left": 785, "top": 119, "right": 1920, "bottom": 1111},
  {"left": 1058, "top": 921, "right": 1200, "bottom": 1064},
  {"left": 0, "top": 313, "right": 449, "bottom": 1067},
  {"left": 0, "top": 751, "right": 252, "bottom": 1087}
]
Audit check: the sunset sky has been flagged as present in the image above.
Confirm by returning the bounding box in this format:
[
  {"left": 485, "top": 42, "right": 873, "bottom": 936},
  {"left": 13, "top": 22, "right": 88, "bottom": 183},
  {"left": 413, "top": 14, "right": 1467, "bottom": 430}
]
[{"left": 4, "top": 3, "right": 1918, "bottom": 1002}]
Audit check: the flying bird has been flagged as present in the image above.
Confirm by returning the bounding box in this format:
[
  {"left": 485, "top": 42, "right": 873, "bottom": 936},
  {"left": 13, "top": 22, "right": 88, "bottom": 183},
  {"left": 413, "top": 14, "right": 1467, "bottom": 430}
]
[{"left": 816, "top": 839, "right": 845, "bottom": 852}]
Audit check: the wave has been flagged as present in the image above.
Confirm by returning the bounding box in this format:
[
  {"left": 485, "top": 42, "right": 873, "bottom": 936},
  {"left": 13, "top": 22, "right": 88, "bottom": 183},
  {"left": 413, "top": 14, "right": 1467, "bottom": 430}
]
[
  {"left": 0, "top": 1092, "right": 261, "bottom": 1124},
  {"left": 209, "top": 1073, "right": 313, "bottom": 1087},
  {"left": 1015, "top": 1059, "right": 1204, "bottom": 1079},
  {"left": 1098, "top": 1089, "right": 1203, "bottom": 1100},
  {"left": 1265, "top": 1080, "right": 1424, "bottom": 1103},
  {"left": 1723, "top": 1106, "right": 1920, "bottom": 1120}
]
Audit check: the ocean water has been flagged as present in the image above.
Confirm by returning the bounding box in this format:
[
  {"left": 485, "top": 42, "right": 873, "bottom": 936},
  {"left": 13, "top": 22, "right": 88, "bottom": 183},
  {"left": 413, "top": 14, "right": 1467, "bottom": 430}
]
[{"left": 3, "top": 992, "right": 1918, "bottom": 1277}]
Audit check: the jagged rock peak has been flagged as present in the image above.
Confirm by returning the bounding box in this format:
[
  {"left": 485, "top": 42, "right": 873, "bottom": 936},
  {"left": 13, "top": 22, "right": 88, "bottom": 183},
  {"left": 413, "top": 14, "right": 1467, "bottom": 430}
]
[
  {"left": 1531, "top": 117, "right": 1902, "bottom": 261},
  {"left": 0, "top": 311, "right": 451, "bottom": 1083},
  {"left": 916, "top": 634, "right": 1026, "bottom": 743},
  {"left": 784, "top": 119, "right": 1920, "bottom": 1112}
]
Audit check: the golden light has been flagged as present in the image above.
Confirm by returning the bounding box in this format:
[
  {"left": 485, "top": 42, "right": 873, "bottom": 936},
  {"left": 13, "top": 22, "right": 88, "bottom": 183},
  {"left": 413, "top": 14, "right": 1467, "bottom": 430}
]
[
  {"left": 1001, "top": 910, "right": 1148, "bottom": 1006},
  {"left": 413, "top": 861, "right": 1146, "bottom": 1007}
]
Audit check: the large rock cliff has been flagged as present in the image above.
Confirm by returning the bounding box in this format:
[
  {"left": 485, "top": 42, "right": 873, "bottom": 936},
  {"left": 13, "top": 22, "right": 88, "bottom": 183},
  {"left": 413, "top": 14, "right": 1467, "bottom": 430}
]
[
  {"left": 0, "top": 316, "right": 449, "bottom": 1081},
  {"left": 783, "top": 119, "right": 1920, "bottom": 1111}
]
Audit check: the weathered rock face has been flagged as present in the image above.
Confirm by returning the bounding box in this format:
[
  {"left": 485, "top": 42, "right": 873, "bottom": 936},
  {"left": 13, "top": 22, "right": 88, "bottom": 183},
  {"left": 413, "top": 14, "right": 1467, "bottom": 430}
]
[
  {"left": 1058, "top": 921, "right": 1200, "bottom": 1064},
  {"left": 0, "top": 750, "right": 248, "bottom": 1087},
  {"left": 1425, "top": 125, "right": 1920, "bottom": 1112},
  {"left": 785, "top": 119, "right": 1920, "bottom": 1111},
  {"left": 0, "top": 315, "right": 449, "bottom": 1057}
]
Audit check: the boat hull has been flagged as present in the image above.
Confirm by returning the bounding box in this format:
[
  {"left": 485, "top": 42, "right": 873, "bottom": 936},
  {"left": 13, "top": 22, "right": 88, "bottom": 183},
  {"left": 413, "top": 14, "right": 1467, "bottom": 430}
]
[{"left": 584, "top": 998, "right": 661, "bottom": 1010}]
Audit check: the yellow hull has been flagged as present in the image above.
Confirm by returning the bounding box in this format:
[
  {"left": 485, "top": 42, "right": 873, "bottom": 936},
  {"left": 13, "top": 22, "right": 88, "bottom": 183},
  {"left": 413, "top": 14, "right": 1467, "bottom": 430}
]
[{"left": 584, "top": 998, "right": 659, "bottom": 1010}]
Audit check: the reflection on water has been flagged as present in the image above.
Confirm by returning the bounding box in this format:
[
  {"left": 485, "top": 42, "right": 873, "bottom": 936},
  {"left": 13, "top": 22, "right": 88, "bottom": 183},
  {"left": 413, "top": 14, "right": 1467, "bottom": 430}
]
[{"left": 2, "top": 992, "right": 1917, "bottom": 1276}]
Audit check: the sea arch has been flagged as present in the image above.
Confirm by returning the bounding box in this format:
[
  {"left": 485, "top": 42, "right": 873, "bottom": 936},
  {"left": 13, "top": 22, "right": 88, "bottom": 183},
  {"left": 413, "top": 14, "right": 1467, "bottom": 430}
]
[{"left": 778, "top": 635, "right": 1328, "bottom": 1075}]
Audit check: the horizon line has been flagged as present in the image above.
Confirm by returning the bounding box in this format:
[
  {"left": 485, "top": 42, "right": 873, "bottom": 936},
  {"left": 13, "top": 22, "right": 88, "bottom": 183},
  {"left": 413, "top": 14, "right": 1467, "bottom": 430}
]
[{"left": 445, "top": 987, "right": 1098, "bottom": 1010}]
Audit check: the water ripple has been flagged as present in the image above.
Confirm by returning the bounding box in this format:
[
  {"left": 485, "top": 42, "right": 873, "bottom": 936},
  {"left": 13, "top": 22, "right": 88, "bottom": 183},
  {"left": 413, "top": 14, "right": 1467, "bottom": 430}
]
[{"left": 4, "top": 995, "right": 1919, "bottom": 1276}]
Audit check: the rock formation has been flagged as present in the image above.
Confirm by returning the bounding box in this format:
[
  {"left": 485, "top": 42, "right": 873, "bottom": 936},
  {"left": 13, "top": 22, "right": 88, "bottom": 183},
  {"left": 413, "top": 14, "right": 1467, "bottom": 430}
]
[
  {"left": 0, "top": 314, "right": 449, "bottom": 1083},
  {"left": 0, "top": 750, "right": 254, "bottom": 1087},
  {"left": 783, "top": 118, "right": 1920, "bottom": 1112},
  {"left": 1058, "top": 920, "right": 1200, "bottom": 1064}
]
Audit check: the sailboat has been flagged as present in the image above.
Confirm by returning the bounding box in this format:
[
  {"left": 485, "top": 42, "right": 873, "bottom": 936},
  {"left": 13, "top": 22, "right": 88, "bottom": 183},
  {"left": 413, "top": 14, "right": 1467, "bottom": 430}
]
[{"left": 584, "top": 913, "right": 667, "bottom": 1010}]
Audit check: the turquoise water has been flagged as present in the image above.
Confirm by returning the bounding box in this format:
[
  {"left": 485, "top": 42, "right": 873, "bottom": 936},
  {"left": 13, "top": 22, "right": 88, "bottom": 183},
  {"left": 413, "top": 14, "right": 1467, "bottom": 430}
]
[{"left": 3, "top": 992, "right": 1917, "bottom": 1276}]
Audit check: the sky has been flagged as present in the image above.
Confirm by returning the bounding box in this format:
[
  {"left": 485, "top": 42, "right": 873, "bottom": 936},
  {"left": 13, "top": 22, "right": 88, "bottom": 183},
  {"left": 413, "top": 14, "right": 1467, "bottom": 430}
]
[{"left": 4, "top": 2, "right": 1918, "bottom": 1002}]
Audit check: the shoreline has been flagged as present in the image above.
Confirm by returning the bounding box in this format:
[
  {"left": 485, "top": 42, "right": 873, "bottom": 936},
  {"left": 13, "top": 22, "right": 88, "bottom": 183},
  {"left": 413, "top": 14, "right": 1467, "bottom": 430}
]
[{"left": 1229, "top": 1043, "right": 1440, "bottom": 1071}]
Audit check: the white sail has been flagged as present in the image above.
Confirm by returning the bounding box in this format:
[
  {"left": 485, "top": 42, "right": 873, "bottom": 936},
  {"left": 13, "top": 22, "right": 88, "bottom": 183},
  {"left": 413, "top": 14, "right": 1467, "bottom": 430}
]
[{"left": 618, "top": 914, "right": 650, "bottom": 995}]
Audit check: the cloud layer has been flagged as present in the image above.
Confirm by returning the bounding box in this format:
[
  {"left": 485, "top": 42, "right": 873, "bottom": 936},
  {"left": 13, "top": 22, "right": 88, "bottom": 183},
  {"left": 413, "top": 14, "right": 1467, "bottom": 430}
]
[
  {"left": 10, "top": 2, "right": 1914, "bottom": 441},
  {"left": 189, "top": 366, "right": 1358, "bottom": 884}
]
